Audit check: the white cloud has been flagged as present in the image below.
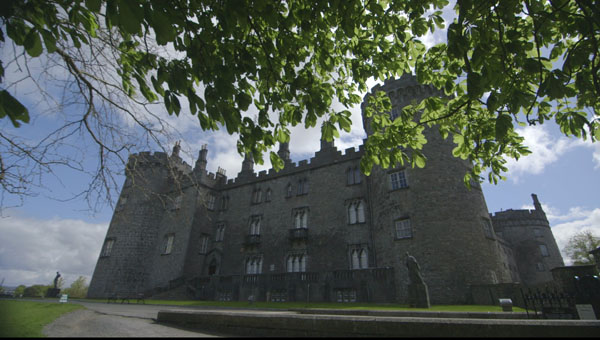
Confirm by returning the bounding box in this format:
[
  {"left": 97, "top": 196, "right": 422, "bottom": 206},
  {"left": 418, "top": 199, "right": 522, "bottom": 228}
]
[
  {"left": 533, "top": 205, "right": 600, "bottom": 266},
  {"left": 505, "top": 125, "right": 599, "bottom": 182},
  {"left": 0, "top": 210, "right": 108, "bottom": 288}
]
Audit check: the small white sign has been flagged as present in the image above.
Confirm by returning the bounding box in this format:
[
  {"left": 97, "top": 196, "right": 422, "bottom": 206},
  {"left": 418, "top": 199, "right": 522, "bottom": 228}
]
[
  {"left": 59, "top": 294, "right": 68, "bottom": 303},
  {"left": 576, "top": 304, "right": 596, "bottom": 320}
]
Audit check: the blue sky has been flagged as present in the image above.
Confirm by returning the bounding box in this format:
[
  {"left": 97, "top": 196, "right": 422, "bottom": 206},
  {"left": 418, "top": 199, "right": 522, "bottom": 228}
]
[
  {"left": 1, "top": 97, "right": 599, "bottom": 289},
  {"left": 1, "top": 3, "right": 599, "bottom": 289}
]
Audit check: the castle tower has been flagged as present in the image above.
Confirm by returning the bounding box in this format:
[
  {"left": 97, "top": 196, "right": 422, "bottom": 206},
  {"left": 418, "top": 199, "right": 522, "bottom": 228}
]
[
  {"left": 364, "top": 74, "right": 512, "bottom": 304},
  {"left": 491, "top": 194, "right": 565, "bottom": 285},
  {"left": 88, "top": 152, "right": 173, "bottom": 298}
]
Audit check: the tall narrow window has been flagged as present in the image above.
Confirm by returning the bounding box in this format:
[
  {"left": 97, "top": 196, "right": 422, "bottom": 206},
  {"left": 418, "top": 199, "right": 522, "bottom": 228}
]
[
  {"left": 389, "top": 170, "right": 408, "bottom": 190},
  {"left": 249, "top": 216, "right": 261, "bottom": 235},
  {"left": 220, "top": 195, "right": 229, "bottom": 210},
  {"left": 286, "top": 254, "right": 306, "bottom": 272},
  {"left": 252, "top": 188, "right": 262, "bottom": 204},
  {"left": 348, "top": 200, "right": 366, "bottom": 224},
  {"left": 347, "top": 168, "right": 354, "bottom": 185},
  {"left": 296, "top": 179, "right": 309, "bottom": 195},
  {"left": 354, "top": 167, "right": 361, "bottom": 184},
  {"left": 294, "top": 209, "right": 308, "bottom": 229},
  {"left": 199, "top": 235, "right": 209, "bottom": 254},
  {"left": 246, "top": 256, "right": 263, "bottom": 274},
  {"left": 265, "top": 188, "right": 272, "bottom": 202},
  {"left": 206, "top": 194, "right": 216, "bottom": 210},
  {"left": 350, "top": 248, "right": 368, "bottom": 269},
  {"left": 286, "top": 184, "right": 293, "bottom": 198},
  {"left": 539, "top": 244, "right": 549, "bottom": 257},
  {"left": 101, "top": 238, "right": 115, "bottom": 257},
  {"left": 215, "top": 223, "right": 226, "bottom": 242},
  {"left": 162, "top": 234, "right": 175, "bottom": 254},
  {"left": 357, "top": 201, "right": 365, "bottom": 223},
  {"left": 395, "top": 218, "right": 412, "bottom": 239},
  {"left": 347, "top": 167, "right": 362, "bottom": 185}
]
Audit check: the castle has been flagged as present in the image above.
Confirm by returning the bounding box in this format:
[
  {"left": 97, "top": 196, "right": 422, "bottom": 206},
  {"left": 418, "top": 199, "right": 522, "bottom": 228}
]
[{"left": 88, "top": 75, "right": 564, "bottom": 304}]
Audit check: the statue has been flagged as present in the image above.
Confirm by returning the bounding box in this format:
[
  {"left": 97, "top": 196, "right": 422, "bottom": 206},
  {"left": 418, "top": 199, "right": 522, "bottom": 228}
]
[
  {"left": 47, "top": 271, "right": 62, "bottom": 298},
  {"left": 406, "top": 252, "right": 424, "bottom": 285},
  {"left": 53, "top": 272, "right": 61, "bottom": 289},
  {"left": 405, "top": 252, "right": 430, "bottom": 308}
]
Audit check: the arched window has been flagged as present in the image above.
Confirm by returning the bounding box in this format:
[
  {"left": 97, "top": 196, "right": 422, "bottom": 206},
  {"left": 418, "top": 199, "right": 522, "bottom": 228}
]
[
  {"left": 359, "top": 249, "right": 368, "bottom": 268},
  {"left": 356, "top": 201, "right": 365, "bottom": 223},
  {"left": 351, "top": 249, "right": 360, "bottom": 269},
  {"left": 286, "top": 184, "right": 292, "bottom": 197},
  {"left": 265, "top": 188, "right": 272, "bottom": 202},
  {"left": 348, "top": 200, "right": 366, "bottom": 224}
]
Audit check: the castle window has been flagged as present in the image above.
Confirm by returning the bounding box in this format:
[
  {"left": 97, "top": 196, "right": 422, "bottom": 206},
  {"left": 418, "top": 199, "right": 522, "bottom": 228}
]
[
  {"left": 297, "top": 179, "right": 308, "bottom": 195},
  {"left": 101, "top": 238, "right": 115, "bottom": 257},
  {"left": 534, "top": 228, "right": 542, "bottom": 237},
  {"left": 294, "top": 208, "right": 309, "bottom": 229},
  {"left": 215, "top": 223, "right": 226, "bottom": 242},
  {"left": 482, "top": 219, "right": 495, "bottom": 239},
  {"left": 252, "top": 188, "right": 262, "bottom": 204},
  {"left": 199, "top": 235, "right": 209, "bottom": 254},
  {"left": 286, "top": 184, "right": 293, "bottom": 198},
  {"left": 206, "top": 194, "right": 216, "bottom": 210},
  {"left": 249, "top": 216, "right": 261, "bottom": 235},
  {"left": 287, "top": 254, "right": 306, "bottom": 272},
  {"left": 245, "top": 256, "right": 263, "bottom": 274},
  {"left": 220, "top": 195, "right": 229, "bottom": 210},
  {"left": 389, "top": 170, "right": 408, "bottom": 190},
  {"left": 335, "top": 289, "right": 357, "bottom": 302},
  {"left": 394, "top": 218, "right": 412, "bottom": 239},
  {"left": 536, "top": 262, "right": 546, "bottom": 271},
  {"left": 346, "top": 167, "right": 362, "bottom": 185},
  {"left": 347, "top": 200, "right": 366, "bottom": 224},
  {"left": 539, "top": 244, "right": 549, "bottom": 257},
  {"left": 265, "top": 188, "right": 272, "bottom": 202},
  {"left": 162, "top": 234, "right": 175, "bottom": 255},
  {"left": 350, "top": 248, "right": 368, "bottom": 269}
]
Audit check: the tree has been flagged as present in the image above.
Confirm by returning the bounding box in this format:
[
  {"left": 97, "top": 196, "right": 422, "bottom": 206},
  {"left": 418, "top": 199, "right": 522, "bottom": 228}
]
[
  {"left": 1, "top": 0, "right": 598, "bottom": 209},
  {"left": 13, "top": 284, "right": 26, "bottom": 297},
  {"left": 563, "top": 230, "right": 600, "bottom": 265},
  {"left": 22, "top": 284, "right": 51, "bottom": 298},
  {"left": 62, "top": 276, "right": 88, "bottom": 298}
]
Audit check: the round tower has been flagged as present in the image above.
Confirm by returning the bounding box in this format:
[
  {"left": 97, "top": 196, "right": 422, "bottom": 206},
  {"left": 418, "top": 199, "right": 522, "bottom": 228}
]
[
  {"left": 88, "top": 152, "right": 173, "bottom": 298},
  {"left": 365, "top": 75, "right": 512, "bottom": 304}
]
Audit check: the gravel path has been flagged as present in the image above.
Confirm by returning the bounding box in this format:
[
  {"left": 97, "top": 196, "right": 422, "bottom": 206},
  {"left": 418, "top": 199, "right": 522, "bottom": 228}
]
[{"left": 41, "top": 301, "right": 224, "bottom": 337}]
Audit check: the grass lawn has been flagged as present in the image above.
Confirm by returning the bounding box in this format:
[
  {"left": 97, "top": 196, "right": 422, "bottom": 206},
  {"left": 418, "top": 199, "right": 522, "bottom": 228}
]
[
  {"left": 0, "top": 299, "right": 85, "bottom": 337},
  {"left": 83, "top": 298, "right": 525, "bottom": 312}
]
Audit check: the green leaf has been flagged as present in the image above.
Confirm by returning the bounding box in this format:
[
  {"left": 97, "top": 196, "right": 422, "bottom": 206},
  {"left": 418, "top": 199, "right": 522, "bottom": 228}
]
[
  {"left": 0, "top": 90, "right": 30, "bottom": 127},
  {"left": 24, "top": 30, "right": 43, "bottom": 57},
  {"left": 495, "top": 114, "right": 513, "bottom": 140}
]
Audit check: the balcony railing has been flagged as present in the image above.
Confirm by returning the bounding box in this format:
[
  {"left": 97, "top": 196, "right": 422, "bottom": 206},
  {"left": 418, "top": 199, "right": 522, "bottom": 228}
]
[
  {"left": 244, "top": 234, "right": 261, "bottom": 246},
  {"left": 289, "top": 228, "right": 308, "bottom": 241}
]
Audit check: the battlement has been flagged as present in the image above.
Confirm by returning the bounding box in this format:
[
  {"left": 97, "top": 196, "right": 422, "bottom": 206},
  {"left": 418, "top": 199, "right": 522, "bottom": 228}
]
[
  {"left": 361, "top": 74, "right": 439, "bottom": 109},
  {"left": 224, "top": 142, "right": 365, "bottom": 187},
  {"left": 490, "top": 208, "right": 549, "bottom": 229}
]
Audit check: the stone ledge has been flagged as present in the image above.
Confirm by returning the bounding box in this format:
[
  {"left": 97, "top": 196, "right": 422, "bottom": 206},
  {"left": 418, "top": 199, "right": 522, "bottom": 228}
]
[{"left": 157, "top": 309, "right": 600, "bottom": 337}]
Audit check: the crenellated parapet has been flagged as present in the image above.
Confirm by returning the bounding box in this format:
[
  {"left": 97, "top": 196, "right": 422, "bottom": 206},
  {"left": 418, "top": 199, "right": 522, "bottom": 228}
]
[{"left": 223, "top": 142, "right": 365, "bottom": 187}]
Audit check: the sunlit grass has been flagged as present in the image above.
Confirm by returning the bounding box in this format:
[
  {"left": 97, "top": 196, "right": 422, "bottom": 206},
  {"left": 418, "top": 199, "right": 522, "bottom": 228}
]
[{"left": 0, "top": 300, "right": 85, "bottom": 337}]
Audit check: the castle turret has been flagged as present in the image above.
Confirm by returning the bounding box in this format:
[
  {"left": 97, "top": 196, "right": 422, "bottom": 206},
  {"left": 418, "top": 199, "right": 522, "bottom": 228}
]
[
  {"left": 277, "top": 142, "right": 291, "bottom": 165},
  {"left": 195, "top": 144, "right": 208, "bottom": 173},
  {"left": 366, "top": 74, "right": 512, "bottom": 304}
]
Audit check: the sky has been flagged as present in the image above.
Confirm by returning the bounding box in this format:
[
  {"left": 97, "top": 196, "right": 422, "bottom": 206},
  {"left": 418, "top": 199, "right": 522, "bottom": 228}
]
[{"left": 1, "top": 4, "right": 599, "bottom": 289}]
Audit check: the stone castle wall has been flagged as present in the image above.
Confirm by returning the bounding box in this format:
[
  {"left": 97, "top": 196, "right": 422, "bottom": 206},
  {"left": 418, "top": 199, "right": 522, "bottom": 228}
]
[{"left": 88, "top": 75, "right": 564, "bottom": 304}]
